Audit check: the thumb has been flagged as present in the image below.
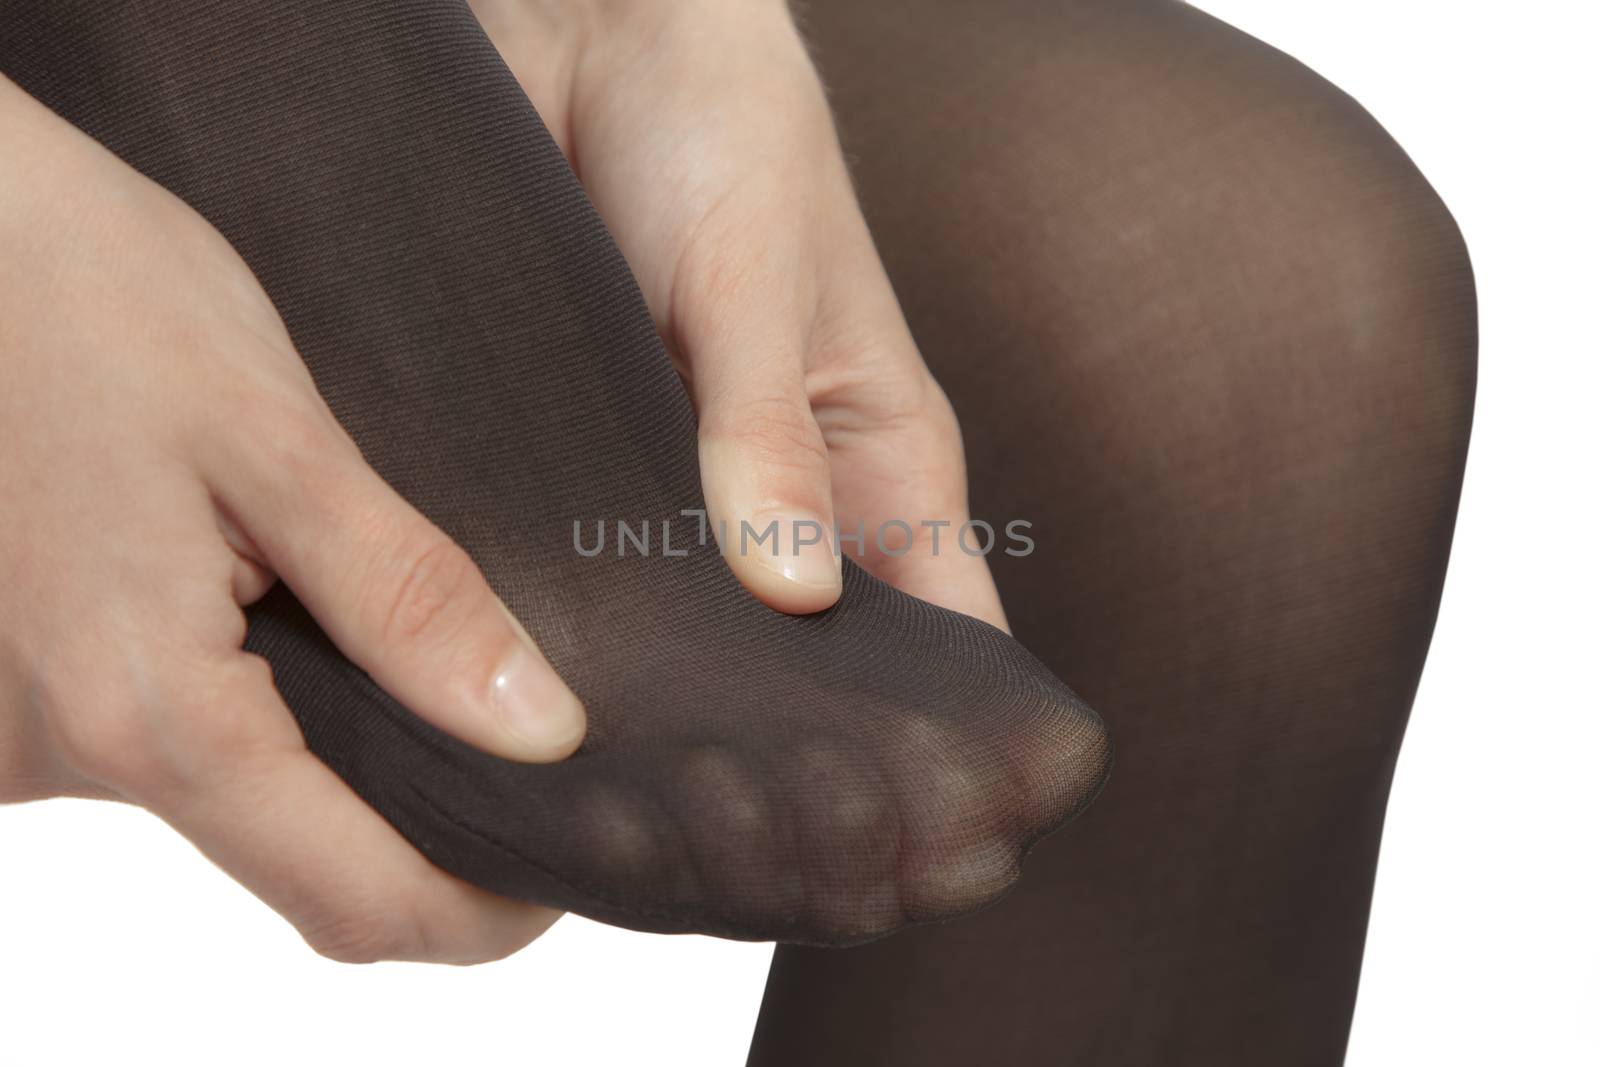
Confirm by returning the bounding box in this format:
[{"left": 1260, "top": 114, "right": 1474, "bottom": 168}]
[
  {"left": 691, "top": 332, "right": 843, "bottom": 615},
  {"left": 206, "top": 409, "right": 586, "bottom": 763}
]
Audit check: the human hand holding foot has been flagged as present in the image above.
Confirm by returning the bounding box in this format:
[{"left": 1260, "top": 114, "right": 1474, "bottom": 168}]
[
  {"left": 472, "top": 0, "right": 1009, "bottom": 626},
  {"left": 0, "top": 74, "right": 582, "bottom": 963},
  {"left": 3, "top": 0, "right": 1107, "bottom": 949}
]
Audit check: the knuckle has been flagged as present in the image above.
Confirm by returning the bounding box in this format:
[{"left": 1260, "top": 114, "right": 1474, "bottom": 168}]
[
  {"left": 170, "top": 656, "right": 293, "bottom": 764},
  {"left": 271, "top": 407, "right": 337, "bottom": 467},
  {"left": 807, "top": 346, "right": 962, "bottom": 447},
  {"left": 367, "top": 531, "right": 485, "bottom": 653},
  {"left": 303, "top": 908, "right": 427, "bottom": 965},
  {"left": 44, "top": 678, "right": 164, "bottom": 792},
  {"left": 305, "top": 889, "right": 545, "bottom": 966},
  {"left": 255, "top": 403, "right": 356, "bottom": 500},
  {"left": 708, "top": 394, "right": 831, "bottom": 478},
  {"left": 853, "top": 362, "right": 954, "bottom": 434},
  {"left": 39, "top": 650, "right": 279, "bottom": 797}
]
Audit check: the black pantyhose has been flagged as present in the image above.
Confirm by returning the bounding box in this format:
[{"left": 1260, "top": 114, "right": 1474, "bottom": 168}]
[
  {"left": 0, "top": 0, "right": 1110, "bottom": 946},
  {"left": 749, "top": 1, "right": 1476, "bottom": 1062},
  {"left": 1, "top": 1, "right": 1475, "bottom": 1060}
]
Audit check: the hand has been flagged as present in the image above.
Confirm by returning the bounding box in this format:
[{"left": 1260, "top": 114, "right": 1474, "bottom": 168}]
[
  {"left": 473, "top": 0, "right": 1009, "bottom": 626},
  {"left": 0, "top": 75, "right": 585, "bottom": 963}
]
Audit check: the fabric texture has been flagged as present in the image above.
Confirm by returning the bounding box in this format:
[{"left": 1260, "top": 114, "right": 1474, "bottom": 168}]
[
  {"left": 0, "top": 0, "right": 1109, "bottom": 945},
  {"left": 748, "top": 0, "right": 1478, "bottom": 1061},
  {"left": 2, "top": 0, "right": 1478, "bottom": 1058}
]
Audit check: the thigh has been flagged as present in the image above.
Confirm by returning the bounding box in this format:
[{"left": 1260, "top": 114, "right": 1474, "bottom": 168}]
[{"left": 751, "top": 2, "right": 1475, "bottom": 1063}]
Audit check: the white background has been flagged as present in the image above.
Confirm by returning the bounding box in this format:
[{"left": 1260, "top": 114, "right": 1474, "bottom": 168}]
[{"left": 2, "top": 2, "right": 1594, "bottom": 1064}]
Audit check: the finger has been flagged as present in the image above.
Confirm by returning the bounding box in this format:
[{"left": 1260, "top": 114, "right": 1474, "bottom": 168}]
[
  {"left": 201, "top": 407, "right": 584, "bottom": 763},
  {"left": 838, "top": 409, "right": 1008, "bottom": 630},
  {"left": 809, "top": 265, "right": 1011, "bottom": 631},
  {"left": 679, "top": 263, "right": 843, "bottom": 615},
  {"left": 865, "top": 518, "right": 1010, "bottom": 633},
  {"left": 131, "top": 655, "right": 560, "bottom": 964},
  {"left": 827, "top": 416, "right": 1011, "bottom": 633}
]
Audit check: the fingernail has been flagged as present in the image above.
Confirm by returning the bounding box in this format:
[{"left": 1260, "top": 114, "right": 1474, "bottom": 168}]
[
  {"left": 491, "top": 601, "right": 586, "bottom": 760},
  {"left": 741, "top": 509, "right": 842, "bottom": 590}
]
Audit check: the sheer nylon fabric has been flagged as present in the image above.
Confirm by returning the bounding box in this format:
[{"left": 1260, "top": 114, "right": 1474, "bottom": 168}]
[
  {"left": 0, "top": 0, "right": 1110, "bottom": 946},
  {"left": 750, "top": 0, "right": 1477, "bottom": 1060}
]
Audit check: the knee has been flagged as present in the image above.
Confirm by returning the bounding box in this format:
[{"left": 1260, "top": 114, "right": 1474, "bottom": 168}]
[
  {"left": 813, "top": 0, "right": 1477, "bottom": 458},
  {"left": 1117, "top": 2, "right": 1479, "bottom": 423},
  {"left": 1001, "top": 0, "right": 1482, "bottom": 449}
]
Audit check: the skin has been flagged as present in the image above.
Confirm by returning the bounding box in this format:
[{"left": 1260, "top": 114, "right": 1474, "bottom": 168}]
[
  {"left": 0, "top": 75, "right": 578, "bottom": 963},
  {"left": 471, "top": 0, "right": 1007, "bottom": 626},
  {"left": 0, "top": 0, "right": 1001, "bottom": 964}
]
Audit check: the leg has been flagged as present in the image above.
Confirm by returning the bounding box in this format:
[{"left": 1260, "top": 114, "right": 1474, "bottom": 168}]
[
  {"left": 0, "top": 0, "right": 1108, "bottom": 944},
  {"left": 750, "top": 0, "right": 1476, "bottom": 1061}
]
